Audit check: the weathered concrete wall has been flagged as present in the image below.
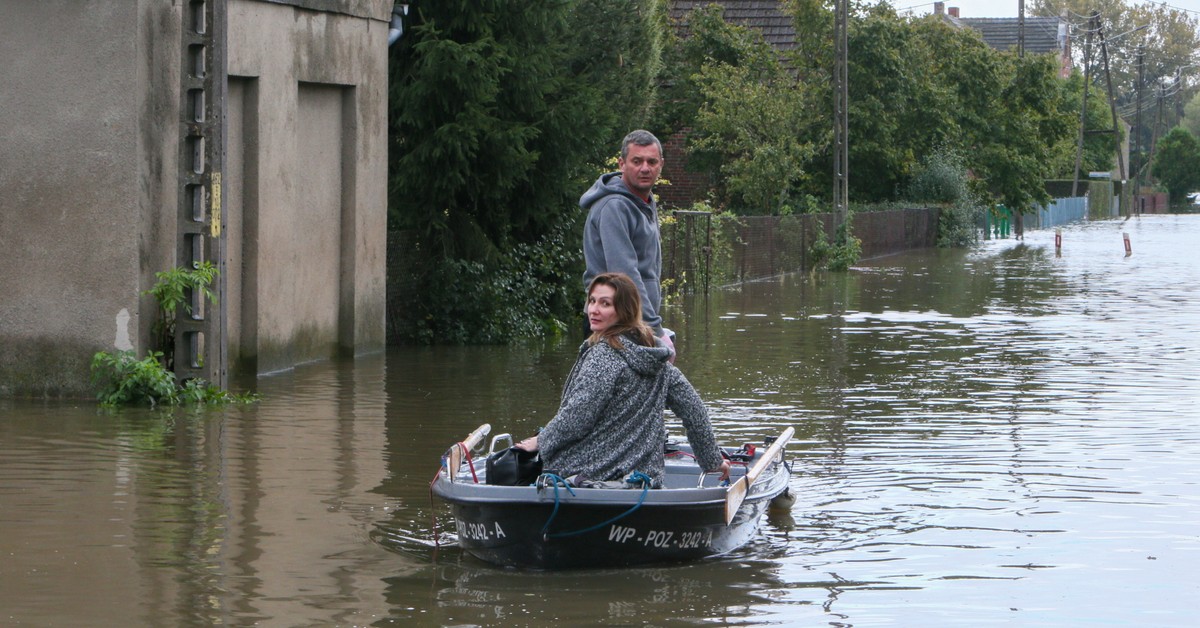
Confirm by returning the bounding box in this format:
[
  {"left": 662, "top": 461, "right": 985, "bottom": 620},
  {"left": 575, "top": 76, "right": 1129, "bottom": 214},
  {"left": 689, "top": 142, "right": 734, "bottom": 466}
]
[
  {"left": 0, "top": 1, "right": 180, "bottom": 398},
  {"left": 0, "top": 0, "right": 391, "bottom": 397},
  {"left": 226, "top": 0, "right": 389, "bottom": 374}
]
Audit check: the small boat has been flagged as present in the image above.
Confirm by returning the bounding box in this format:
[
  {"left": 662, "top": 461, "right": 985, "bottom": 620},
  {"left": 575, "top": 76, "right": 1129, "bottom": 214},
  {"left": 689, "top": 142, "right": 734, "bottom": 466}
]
[{"left": 432, "top": 424, "right": 795, "bottom": 569}]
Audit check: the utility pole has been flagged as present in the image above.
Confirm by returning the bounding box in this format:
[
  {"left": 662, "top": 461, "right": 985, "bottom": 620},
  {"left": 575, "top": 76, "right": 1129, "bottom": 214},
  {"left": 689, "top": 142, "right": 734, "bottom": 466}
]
[
  {"left": 1176, "top": 68, "right": 1186, "bottom": 121},
  {"left": 1071, "top": 13, "right": 1095, "bottom": 197},
  {"left": 1095, "top": 15, "right": 1127, "bottom": 216},
  {"left": 832, "top": 0, "right": 849, "bottom": 232},
  {"left": 1133, "top": 45, "right": 1145, "bottom": 214},
  {"left": 1018, "top": 0, "right": 1025, "bottom": 58},
  {"left": 1147, "top": 82, "right": 1164, "bottom": 182}
]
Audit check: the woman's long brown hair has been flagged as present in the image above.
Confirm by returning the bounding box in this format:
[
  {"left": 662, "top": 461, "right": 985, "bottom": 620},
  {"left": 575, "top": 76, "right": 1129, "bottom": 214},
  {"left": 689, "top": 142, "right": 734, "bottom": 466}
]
[{"left": 587, "top": 272, "right": 656, "bottom": 349}]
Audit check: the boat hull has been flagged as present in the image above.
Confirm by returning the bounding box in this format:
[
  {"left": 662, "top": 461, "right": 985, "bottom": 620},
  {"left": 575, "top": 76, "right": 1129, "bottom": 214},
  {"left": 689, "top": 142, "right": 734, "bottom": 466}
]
[{"left": 432, "top": 441, "right": 790, "bottom": 569}]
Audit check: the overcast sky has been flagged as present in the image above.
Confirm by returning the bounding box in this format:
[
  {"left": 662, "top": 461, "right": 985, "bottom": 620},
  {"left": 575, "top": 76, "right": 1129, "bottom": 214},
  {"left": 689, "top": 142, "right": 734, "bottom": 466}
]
[{"left": 895, "top": 0, "right": 1200, "bottom": 19}]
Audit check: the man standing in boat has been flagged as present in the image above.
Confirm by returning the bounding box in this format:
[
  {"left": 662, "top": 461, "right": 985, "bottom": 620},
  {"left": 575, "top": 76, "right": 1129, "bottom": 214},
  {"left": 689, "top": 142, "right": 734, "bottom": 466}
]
[{"left": 580, "top": 129, "right": 676, "bottom": 361}]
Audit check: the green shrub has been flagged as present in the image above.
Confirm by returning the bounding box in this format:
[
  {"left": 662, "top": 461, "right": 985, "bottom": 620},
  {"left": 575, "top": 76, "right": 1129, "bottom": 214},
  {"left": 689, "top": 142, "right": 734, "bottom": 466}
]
[
  {"left": 937, "top": 201, "right": 984, "bottom": 248},
  {"left": 904, "top": 148, "right": 982, "bottom": 248},
  {"left": 906, "top": 149, "right": 970, "bottom": 205},
  {"left": 390, "top": 212, "right": 581, "bottom": 345},
  {"left": 92, "top": 261, "right": 258, "bottom": 406},
  {"left": 808, "top": 219, "right": 861, "bottom": 272},
  {"left": 91, "top": 350, "right": 259, "bottom": 407},
  {"left": 91, "top": 351, "right": 179, "bottom": 407}
]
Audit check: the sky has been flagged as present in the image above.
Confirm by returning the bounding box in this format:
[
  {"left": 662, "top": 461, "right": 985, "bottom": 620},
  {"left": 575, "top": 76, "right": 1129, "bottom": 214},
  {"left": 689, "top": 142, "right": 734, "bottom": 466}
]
[{"left": 895, "top": 0, "right": 1200, "bottom": 19}]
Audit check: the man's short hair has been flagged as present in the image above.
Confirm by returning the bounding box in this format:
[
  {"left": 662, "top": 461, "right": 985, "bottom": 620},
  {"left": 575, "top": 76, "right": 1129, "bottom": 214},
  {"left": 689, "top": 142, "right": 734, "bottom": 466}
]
[{"left": 621, "top": 129, "right": 662, "bottom": 159}]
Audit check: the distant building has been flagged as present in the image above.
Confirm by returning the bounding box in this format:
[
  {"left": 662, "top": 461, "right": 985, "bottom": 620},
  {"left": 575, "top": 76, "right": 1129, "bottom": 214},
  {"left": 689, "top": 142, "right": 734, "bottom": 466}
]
[
  {"left": 935, "top": 3, "right": 1073, "bottom": 77},
  {"left": 668, "top": 0, "right": 797, "bottom": 51}
]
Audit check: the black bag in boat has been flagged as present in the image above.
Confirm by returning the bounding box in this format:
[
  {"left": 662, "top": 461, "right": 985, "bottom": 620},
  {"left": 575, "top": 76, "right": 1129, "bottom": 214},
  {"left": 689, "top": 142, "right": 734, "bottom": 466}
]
[{"left": 485, "top": 447, "right": 543, "bottom": 486}]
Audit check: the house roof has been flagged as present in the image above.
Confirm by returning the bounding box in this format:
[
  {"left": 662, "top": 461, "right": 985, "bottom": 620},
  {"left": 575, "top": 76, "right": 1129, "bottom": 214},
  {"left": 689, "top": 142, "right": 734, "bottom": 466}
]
[
  {"left": 950, "top": 16, "right": 1066, "bottom": 55},
  {"left": 668, "top": 1, "right": 797, "bottom": 51},
  {"left": 667, "top": 2, "right": 1068, "bottom": 60}
]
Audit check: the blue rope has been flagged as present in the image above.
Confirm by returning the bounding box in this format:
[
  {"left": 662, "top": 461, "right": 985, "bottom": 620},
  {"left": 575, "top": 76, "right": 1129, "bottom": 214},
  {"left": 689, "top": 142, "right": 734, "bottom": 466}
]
[
  {"left": 536, "top": 473, "right": 576, "bottom": 536},
  {"left": 541, "top": 471, "right": 653, "bottom": 539}
]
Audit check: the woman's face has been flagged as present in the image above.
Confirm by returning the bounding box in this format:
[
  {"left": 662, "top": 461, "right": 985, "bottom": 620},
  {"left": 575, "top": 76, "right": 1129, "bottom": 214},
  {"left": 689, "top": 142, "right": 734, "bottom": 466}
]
[{"left": 587, "top": 283, "right": 619, "bottom": 334}]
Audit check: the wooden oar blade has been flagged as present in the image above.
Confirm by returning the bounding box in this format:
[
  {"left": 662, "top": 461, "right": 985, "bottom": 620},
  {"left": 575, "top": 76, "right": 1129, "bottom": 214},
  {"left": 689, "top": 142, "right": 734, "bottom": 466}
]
[{"left": 724, "top": 476, "right": 749, "bottom": 524}]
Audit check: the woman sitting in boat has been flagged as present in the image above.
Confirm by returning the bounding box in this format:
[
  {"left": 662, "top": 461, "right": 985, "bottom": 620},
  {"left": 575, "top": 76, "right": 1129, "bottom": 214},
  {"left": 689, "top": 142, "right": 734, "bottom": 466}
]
[{"left": 516, "top": 272, "right": 730, "bottom": 487}]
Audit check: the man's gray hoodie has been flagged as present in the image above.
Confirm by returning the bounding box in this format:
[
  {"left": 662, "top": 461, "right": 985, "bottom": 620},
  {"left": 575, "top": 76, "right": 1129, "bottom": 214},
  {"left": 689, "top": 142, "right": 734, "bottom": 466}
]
[
  {"left": 537, "top": 335, "right": 725, "bottom": 485},
  {"left": 580, "top": 172, "right": 663, "bottom": 335}
]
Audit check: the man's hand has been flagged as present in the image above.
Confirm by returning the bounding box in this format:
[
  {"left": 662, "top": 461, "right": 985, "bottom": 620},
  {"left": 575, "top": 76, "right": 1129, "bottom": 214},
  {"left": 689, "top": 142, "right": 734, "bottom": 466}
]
[{"left": 660, "top": 328, "right": 676, "bottom": 364}]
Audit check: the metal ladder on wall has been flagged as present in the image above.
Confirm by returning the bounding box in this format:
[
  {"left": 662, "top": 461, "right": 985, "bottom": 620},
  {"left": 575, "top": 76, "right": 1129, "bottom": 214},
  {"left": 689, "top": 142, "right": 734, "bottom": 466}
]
[{"left": 175, "top": 0, "right": 227, "bottom": 388}]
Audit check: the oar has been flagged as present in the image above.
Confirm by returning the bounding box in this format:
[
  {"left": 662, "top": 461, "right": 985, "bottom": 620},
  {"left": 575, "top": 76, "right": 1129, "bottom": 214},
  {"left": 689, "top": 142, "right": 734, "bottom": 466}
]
[
  {"left": 446, "top": 423, "right": 491, "bottom": 483},
  {"left": 724, "top": 426, "right": 794, "bottom": 524}
]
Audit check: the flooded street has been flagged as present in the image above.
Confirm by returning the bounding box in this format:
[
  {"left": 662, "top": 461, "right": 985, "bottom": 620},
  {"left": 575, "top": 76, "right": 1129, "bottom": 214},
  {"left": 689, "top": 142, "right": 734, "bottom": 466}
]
[{"left": 3, "top": 214, "right": 1199, "bottom": 626}]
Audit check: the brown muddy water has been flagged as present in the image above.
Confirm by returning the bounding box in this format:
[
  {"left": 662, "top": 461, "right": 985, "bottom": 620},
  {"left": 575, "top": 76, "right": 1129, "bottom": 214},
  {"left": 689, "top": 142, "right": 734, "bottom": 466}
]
[{"left": 3, "top": 214, "right": 1199, "bottom": 627}]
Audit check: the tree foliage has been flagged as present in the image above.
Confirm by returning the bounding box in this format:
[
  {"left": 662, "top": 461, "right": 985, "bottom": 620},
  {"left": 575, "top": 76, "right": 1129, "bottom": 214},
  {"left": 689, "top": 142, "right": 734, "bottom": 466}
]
[
  {"left": 968, "top": 52, "right": 1074, "bottom": 213},
  {"left": 657, "top": 5, "right": 818, "bottom": 214},
  {"left": 387, "top": 0, "right": 665, "bottom": 343},
  {"left": 1047, "top": 69, "right": 1122, "bottom": 178},
  {"left": 1182, "top": 91, "right": 1200, "bottom": 138},
  {"left": 659, "top": 4, "right": 1076, "bottom": 216},
  {"left": 1032, "top": 0, "right": 1200, "bottom": 142},
  {"left": 1152, "top": 127, "right": 1200, "bottom": 202}
]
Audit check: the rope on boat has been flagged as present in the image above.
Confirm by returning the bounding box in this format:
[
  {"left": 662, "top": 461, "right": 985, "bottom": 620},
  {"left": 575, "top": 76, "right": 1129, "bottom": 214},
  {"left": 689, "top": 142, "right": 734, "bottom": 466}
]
[
  {"left": 428, "top": 468, "right": 443, "bottom": 548},
  {"left": 536, "top": 473, "right": 577, "bottom": 538},
  {"left": 458, "top": 442, "right": 480, "bottom": 483},
  {"left": 539, "top": 471, "right": 652, "bottom": 539}
]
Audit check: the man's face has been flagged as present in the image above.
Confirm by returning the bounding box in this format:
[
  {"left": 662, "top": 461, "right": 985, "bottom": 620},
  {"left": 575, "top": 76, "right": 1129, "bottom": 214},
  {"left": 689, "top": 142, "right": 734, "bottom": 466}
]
[{"left": 618, "top": 143, "right": 663, "bottom": 200}]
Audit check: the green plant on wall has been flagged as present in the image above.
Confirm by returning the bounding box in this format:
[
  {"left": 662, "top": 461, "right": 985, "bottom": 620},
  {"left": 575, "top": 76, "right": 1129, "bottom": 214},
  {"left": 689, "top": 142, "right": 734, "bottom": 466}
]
[
  {"left": 91, "top": 262, "right": 257, "bottom": 407},
  {"left": 144, "top": 261, "right": 219, "bottom": 369}
]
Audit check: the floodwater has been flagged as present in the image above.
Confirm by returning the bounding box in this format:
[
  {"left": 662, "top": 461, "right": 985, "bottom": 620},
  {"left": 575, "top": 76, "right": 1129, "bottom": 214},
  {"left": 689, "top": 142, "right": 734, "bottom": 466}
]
[{"left": 3, "top": 214, "right": 1199, "bottom": 627}]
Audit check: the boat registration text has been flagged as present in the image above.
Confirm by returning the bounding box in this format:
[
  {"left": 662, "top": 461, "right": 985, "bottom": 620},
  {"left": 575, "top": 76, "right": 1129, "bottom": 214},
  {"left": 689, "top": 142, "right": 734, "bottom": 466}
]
[
  {"left": 608, "top": 525, "right": 712, "bottom": 549},
  {"left": 455, "top": 519, "right": 506, "bottom": 541}
]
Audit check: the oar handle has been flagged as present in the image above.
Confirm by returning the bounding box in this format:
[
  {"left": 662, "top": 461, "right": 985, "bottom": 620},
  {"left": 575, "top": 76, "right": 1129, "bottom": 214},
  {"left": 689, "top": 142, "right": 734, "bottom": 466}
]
[
  {"left": 462, "top": 423, "right": 492, "bottom": 452},
  {"left": 745, "top": 426, "right": 794, "bottom": 485},
  {"left": 446, "top": 423, "right": 492, "bottom": 483}
]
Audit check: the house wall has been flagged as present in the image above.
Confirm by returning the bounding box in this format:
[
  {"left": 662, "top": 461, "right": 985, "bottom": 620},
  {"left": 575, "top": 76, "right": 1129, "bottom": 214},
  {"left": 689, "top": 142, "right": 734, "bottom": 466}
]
[
  {"left": 226, "top": 0, "right": 389, "bottom": 375},
  {"left": 0, "top": 1, "right": 178, "bottom": 398},
  {"left": 0, "top": 0, "right": 391, "bottom": 397}
]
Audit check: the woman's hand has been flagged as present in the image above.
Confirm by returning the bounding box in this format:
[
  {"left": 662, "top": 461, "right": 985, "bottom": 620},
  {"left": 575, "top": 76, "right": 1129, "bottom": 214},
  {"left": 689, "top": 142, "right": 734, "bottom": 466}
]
[
  {"left": 717, "top": 460, "right": 731, "bottom": 482},
  {"left": 515, "top": 435, "right": 539, "bottom": 451}
]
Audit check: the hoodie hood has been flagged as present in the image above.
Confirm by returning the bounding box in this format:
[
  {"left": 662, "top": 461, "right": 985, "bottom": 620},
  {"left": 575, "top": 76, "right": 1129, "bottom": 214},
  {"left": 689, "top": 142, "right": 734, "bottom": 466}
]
[
  {"left": 579, "top": 172, "right": 652, "bottom": 214},
  {"left": 614, "top": 334, "right": 671, "bottom": 377}
]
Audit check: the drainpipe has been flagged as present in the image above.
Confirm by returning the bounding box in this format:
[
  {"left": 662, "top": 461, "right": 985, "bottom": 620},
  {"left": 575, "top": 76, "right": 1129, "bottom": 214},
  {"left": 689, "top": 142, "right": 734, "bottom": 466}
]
[{"left": 388, "top": 3, "right": 409, "bottom": 46}]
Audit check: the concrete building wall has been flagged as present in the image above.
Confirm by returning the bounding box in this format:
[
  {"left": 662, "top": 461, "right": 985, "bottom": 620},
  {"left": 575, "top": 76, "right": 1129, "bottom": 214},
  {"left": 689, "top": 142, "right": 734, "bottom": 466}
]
[
  {"left": 226, "top": 0, "right": 389, "bottom": 375},
  {"left": 0, "top": 1, "right": 177, "bottom": 398},
  {"left": 0, "top": 0, "right": 391, "bottom": 397}
]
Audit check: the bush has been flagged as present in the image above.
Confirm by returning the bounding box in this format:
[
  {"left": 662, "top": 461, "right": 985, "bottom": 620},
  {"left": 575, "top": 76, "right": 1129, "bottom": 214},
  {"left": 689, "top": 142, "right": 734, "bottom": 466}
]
[
  {"left": 390, "top": 212, "right": 581, "bottom": 344},
  {"left": 91, "top": 351, "right": 179, "bottom": 406},
  {"left": 937, "top": 201, "right": 984, "bottom": 248},
  {"left": 91, "top": 350, "right": 259, "bottom": 407},
  {"left": 906, "top": 148, "right": 969, "bottom": 205},
  {"left": 904, "top": 147, "right": 982, "bottom": 248},
  {"left": 808, "top": 220, "right": 862, "bottom": 272}
]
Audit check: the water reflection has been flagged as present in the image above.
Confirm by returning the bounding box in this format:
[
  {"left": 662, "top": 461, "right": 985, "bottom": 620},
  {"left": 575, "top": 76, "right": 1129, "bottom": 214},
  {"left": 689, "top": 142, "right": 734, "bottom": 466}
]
[{"left": 3, "top": 215, "right": 1200, "bottom": 626}]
